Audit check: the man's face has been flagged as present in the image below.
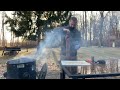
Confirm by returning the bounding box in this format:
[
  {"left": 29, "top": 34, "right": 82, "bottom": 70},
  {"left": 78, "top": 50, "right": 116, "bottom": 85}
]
[{"left": 69, "top": 20, "right": 77, "bottom": 29}]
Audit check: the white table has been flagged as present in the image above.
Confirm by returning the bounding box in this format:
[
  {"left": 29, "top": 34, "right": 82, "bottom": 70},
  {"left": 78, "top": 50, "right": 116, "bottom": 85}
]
[
  {"left": 61, "top": 60, "right": 91, "bottom": 66},
  {"left": 60, "top": 60, "right": 91, "bottom": 79}
]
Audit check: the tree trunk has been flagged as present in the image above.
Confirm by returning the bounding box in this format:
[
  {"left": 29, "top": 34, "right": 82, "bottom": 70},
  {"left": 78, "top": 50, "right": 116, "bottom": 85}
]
[
  {"left": 89, "top": 11, "right": 93, "bottom": 46},
  {"left": 99, "top": 11, "right": 104, "bottom": 47},
  {"left": 85, "top": 11, "right": 87, "bottom": 47},
  {"left": 2, "top": 11, "right": 5, "bottom": 47},
  {"left": 13, "top": 32, "right": 15, "bottom": 46},
  {"left": 26, "top": 40, "right": 28, "bottom": 52},
  {"left": 37, "top": 26, "right": 41, "bottom": 45},
  {"left": 82, "top": 11, "right": 85, "bottom": 47}
]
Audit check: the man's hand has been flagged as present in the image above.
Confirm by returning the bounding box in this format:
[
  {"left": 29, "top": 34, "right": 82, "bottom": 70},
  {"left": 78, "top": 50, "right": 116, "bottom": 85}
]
[
  {"left": 74, "top": 41, "right": 80, "bottom": 50},
  {"left": 75, "top": 44, "right": 80, "bottom": 50},
  {"left": 63, "top": 28, "right": 70, "bottom": 33}
]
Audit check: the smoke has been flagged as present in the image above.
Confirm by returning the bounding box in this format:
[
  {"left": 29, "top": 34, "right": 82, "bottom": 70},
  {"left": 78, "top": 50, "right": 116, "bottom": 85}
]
[
  {"left": 33, "top": 27, "right": 64, "bottom": 62},
  {"left": 9, "top": 26, "right": 64, "bottom": 70},
  {"left": 9, "top": 26, "right": 81, "bottom": 66}
]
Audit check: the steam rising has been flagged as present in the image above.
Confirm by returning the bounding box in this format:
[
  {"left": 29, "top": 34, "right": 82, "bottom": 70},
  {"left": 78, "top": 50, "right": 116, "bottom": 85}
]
[
  {"left": 33, "top": 27, "right": 64, "bottom": 62},
  {"left": 11, "top": 27, "right": 64, "bottom": 67}
]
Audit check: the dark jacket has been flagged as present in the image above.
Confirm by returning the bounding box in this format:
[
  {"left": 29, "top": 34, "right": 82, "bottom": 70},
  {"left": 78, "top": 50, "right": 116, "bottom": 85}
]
[{"left": 60, "top": 25, "right": 81, "bottom": 59}]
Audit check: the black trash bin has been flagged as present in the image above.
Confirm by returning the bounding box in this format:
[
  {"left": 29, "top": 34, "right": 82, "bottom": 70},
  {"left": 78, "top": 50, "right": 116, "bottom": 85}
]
[{"left": 4, "top": 57, "right": 36, "bottom": 79}]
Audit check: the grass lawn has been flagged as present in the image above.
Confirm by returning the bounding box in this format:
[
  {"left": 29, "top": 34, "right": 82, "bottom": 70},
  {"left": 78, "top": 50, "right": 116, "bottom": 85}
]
[
  {"left": 77, "top": 47, "right": 120, "bottom": 61},
  {"left": 0, "top": 46, "right": 120, "bottom": 64},
  {"left": 0, "top": 47, "right": 120, "bottom": 79}
]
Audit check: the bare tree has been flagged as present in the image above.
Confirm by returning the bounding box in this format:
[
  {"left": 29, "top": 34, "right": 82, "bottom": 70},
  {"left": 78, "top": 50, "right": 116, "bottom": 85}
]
[
  {"left": 89, "top": 11, "right": 93, "bottom": 46},
  {"left": 84, "top": 11, "right": 87, "bottom": 47},
  {"left": 99, "top": 11, "right": 104, "bottom": 47},
  {"left": 2, "top": 11, "right": 5, "bottom": 47}
]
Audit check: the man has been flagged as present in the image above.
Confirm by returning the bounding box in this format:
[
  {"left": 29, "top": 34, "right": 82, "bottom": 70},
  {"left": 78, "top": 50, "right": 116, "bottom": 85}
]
[{"left": 60, "top": 17, "right": 81, "bottom": 75}]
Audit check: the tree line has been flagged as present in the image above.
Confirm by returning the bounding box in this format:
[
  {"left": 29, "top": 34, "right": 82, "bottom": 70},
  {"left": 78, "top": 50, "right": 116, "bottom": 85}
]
[
  {"left": 1, "top": 11, "right": 120, "bottom": 48},
  {"left": 74, "top": 11, "right": 120, "bottom": 47},
  {"left": 4, "top": 11, "right": 72, "bottom": 45}
]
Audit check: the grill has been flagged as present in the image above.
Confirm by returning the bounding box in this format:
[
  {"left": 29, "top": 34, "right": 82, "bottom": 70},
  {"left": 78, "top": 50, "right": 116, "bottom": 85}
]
[{"left": 4, "top": 57, "right": 36, "bottom": 79}]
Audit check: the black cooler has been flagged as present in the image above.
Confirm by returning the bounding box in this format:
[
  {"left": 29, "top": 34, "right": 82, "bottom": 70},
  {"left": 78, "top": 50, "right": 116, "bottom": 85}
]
[{"left": 4, "top": 57, "right": 36, "bottom": 79}]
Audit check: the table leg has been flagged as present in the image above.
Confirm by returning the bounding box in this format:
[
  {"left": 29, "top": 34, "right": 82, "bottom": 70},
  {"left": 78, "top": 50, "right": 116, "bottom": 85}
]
[{"left": 60, "top": 69, "right": 65, "bottom": 79}]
